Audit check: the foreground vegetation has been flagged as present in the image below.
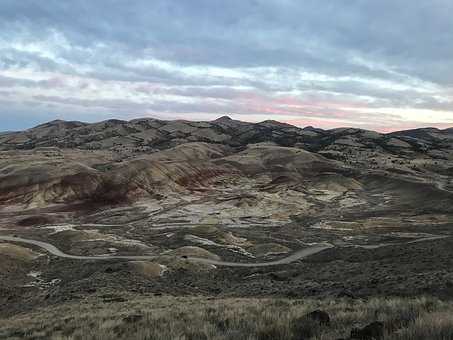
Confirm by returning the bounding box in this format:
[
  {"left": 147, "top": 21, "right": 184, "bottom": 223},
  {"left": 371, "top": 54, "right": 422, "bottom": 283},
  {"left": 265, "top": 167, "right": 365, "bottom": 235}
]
[{"left": 1, "top": 294, "right": 453, "bottom": 339}]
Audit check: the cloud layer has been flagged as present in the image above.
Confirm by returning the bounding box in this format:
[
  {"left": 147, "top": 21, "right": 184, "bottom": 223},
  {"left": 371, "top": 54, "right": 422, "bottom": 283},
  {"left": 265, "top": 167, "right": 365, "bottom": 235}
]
[{"left": 1, "top": 0, "right": 452, "bottom": 131}]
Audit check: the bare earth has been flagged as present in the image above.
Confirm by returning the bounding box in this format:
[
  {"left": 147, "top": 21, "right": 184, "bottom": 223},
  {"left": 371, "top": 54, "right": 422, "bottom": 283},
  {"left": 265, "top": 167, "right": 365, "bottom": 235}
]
[{"left": 1, "top": 117, "right": 453, "bottom": 339}]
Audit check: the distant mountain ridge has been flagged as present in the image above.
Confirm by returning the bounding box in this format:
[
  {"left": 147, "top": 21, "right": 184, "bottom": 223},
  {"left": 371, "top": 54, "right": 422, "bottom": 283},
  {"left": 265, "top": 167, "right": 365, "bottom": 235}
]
[
  {"left": 0, "top": 117, "right": 452, "bottom": 158},
  {"left": 1, "top": 116, "right": 452, "bottom": 209}
]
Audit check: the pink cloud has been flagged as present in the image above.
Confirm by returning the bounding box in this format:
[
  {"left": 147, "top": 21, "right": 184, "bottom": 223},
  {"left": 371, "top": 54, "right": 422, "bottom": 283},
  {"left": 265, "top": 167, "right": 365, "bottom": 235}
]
[
  {"left": 231, "top": 92, "right": 453, "bottom": 132},
  {"left": 235, "top": 91, "right": 373, "bottom": 121}
]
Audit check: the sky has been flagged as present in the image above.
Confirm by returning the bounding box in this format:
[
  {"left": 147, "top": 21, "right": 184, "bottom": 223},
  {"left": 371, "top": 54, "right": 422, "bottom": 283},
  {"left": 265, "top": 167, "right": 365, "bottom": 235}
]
[{"left": 0, "top": 0, "right": 452, "bottom": 132}]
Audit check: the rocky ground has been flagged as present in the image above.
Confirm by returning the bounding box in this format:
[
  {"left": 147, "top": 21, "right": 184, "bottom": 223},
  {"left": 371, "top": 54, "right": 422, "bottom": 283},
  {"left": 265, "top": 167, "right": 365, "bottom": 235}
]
[{"left": 0, "top": 118, "right": 452, "bottom": 338}]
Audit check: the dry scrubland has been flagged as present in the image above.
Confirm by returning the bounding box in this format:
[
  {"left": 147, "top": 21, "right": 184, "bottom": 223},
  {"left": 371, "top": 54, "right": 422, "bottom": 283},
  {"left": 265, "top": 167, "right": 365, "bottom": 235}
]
[
  {"left": 0, "top": 296, "right": 452, "bottom": 340},
  {"left": 1, "top": 119, "right": 453, "bottom": 339}
]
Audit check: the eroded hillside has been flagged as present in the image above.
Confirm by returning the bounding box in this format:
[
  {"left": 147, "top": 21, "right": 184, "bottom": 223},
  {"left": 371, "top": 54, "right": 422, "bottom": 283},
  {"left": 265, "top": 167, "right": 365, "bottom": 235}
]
[{"left": 1, "top": 118, "right": 453, "bottom": 327}]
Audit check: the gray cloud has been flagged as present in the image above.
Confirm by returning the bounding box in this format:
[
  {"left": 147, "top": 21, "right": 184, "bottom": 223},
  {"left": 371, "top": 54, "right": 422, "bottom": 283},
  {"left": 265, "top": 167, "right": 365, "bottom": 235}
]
[
  {"left": 2, "top": 1, "right": 452, "bottom": 79},
  {"left": 0, "top": 0, "right": 452, "bottom": 131}
]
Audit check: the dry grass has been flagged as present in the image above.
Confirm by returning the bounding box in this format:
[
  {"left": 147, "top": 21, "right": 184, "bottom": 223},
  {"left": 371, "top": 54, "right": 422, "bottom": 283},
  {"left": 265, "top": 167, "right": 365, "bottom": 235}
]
[
  {"left": 0, "top": 295, "right": 452, "bottom": 339},
  {"left": 0, "top": 243, "right": 39, "bottom": 261}
]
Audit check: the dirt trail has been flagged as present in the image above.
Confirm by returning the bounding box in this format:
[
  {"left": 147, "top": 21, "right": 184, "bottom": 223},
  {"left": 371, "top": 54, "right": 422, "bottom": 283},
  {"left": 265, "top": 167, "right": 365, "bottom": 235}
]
[
  {"left": 0, "top": 235, "right": 333, "bottom": 267},
  {"left": 0, "top": 234, "right": 448, "bottom": 267}
]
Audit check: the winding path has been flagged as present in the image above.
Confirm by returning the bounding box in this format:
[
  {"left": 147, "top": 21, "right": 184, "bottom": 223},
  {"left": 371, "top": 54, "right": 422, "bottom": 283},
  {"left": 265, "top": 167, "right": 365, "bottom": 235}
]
[
  {"left": 0, "top": 235, "right": 333, "bottom": 267},
  {"left": 0, "top": 233, "right": 448, "bottom": 267}
]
